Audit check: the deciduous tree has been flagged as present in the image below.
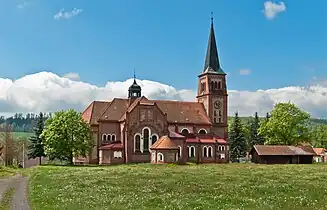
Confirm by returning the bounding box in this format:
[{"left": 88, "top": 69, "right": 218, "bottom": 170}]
[
  {"left": 28, "top": 112, "right": 45, "bottom": 165},
  {"left": 41, "top": 109, "right": 93, "bottom": 164},
  {"left": 229, "top": 112, "right": 247, "bottom": 162},
  {"left": 310, "top": 124, "right": 327, "bottom": 148},
  {"left": 259, "top": 102, "right": 311, "bottom": 145}
]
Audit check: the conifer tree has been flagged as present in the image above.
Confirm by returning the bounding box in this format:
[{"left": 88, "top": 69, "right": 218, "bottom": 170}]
[
  {"left": 28, "top": 112, "right": 45, "bottom": 165},
  {"left": 249, "top": 112, "right": 265, "bottom": 149},
  {"left": 229, "top": 112, "right": 247, "bottom": 162}
]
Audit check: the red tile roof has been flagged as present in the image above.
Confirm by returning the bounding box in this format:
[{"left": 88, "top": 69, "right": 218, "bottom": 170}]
[
  {"left": 253, "top": 145, "right": 316, "bottom": 156},
  {"left": 82, "top": 101, "right": 108, "bottom": 125},
  {"left": 83, "top": 96, "right": 212, "bottom": 125},
  {"left": 313, "top": 148, "right": 326, "bottom": 155},
  {"left": 184, "top": 136, "right": 227, "bottom": 144},
  {"left": 99, "top": 142, "right": 124, "bottom": 150},
  {"left": 150, "top": 136, "right": 179, "bottom": 150},
  {"left": 98, "top": 98, "right": 129, "bottom": 121}
]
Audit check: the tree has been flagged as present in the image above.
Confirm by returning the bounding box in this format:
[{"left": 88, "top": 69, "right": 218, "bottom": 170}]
[
  {"left": 248, "top": 112, "right": 265, "bottom": 149},
  {"left": 310, "top": 124, "right": 327, "bottom": 148},
  {"left": 229, "top": 112, "right": 247, "bottom": 162},
  {"left": 259, "top": 102, "right": 311, "bottom": 145},
  {"left": 1, "top": 123, "right": 14, "bottom": 166},
  {"left": 28, "top": 112, "right": 45, "bottom": 165},
  {"left": 41, "top": 109, "right": 93, "bottom": 164}
]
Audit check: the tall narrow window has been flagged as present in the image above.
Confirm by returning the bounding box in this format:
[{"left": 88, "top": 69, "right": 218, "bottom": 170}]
[
  {"left": 211, "top": 81, "right": 214, "bottom": 90},
  {"left": 218, "top": 81, "right": 221, "bottom": 89},
  {"left": 178, "top": 146, "right": 182, "bottom": 158},
  {"left": 214, "top": 81, "right": 218, "bottom": 89},
  {"left": 151, "top": 135, "right": 158, "bottom": 145},
  {"left": 134, "top": 135, "right": 141, "bottom": 152},
  {"left": 219, "top": 110, "right": 222, "bottom": 116},
  {"left": 102, "top": 134, "right": 107, "bottom": 141},
  {"left": 143, "top": 128, "right": 149, "bottom": 152},
  {"left": 214, "top": 111, "right": 217, "bottom": 116},
  {"left": 203, "top": 146, "right": 207, "bottom": 157},
  {"left": 111, "top": 134, "right": 116, "bottom": 141},
  {"left": 189, "top": 146, "right": 195, "bottom": 157},
  {"left": 208, "top": 146, "right": 212, "bottom": 157}
]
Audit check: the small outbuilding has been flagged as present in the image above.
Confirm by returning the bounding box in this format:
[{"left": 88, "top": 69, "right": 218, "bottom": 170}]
[
  {"left": 313, "top": 148, "right": 327, "bottom": 163},
  {"left": 250, "top": 145, "right": 315, "bottom": 164},
  {"left": 150, "top": 136, "right": 180, "bottom": 164}
]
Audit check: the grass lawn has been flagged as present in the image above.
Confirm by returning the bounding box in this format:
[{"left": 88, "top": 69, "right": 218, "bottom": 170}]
[
  {"left": 0, "top": 167, "right": 19, "bottom": 178},
  {"left": 28, "top": 164, "right": 327, "bottom": 210}
]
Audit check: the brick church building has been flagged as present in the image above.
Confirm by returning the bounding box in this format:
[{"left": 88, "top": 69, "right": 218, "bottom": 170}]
[{"left": 76, "top": 17, "right": 229, "bottom": 165}]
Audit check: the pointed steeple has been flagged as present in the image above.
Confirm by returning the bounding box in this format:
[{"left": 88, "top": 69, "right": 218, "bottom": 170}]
[{"left": 203, "top": 13, "right": 225, "bottom": 74}]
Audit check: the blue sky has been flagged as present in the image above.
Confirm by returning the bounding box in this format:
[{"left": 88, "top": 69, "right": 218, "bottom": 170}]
[{"left": 0, "top": 0, "right": 326, "bottom": 91}]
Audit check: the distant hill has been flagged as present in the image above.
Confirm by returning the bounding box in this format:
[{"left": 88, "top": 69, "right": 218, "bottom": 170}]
[
  {"left": 228, "top": 116, "right": 327, "bottom": 127},
  {"left": 0, "top": 112, "right": 326, "bottom": 134}
]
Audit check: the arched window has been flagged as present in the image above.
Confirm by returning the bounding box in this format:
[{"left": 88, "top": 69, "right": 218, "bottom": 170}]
[
  {"left": 214, "top": 81, "right": 218, "bottom": 89},
  {"left": 203, "top": 146, "right": 207, "bottom": 157},
  {"left": 157, "top": 153, "right": 164, "bottom": 162},
  {"left": 107, "top": 134, "right": 111, "bottom": 142},
  {"left": 134, "top": 134, "right": 141, "bottom": 152},
  {"left": 218, "top": 81, "right": 221, "bottom": 89},
  {"left": 102, "top": 134, "right": 107, "bottom": 141},
  {"left": 198, "top": 129, "right": 207, "bottom": 134},
  {"left": 151, "top": 134, "right": 158, "bottom": 145},
  {"left": 143, "top": 128, "right": 150, "bottom": 152},
  {"left": 219, "top": 110, "right": 222, "bottom": 116},
  {"left": 181, "top": 128, "right": 189, "bottom": 135},
  {"left": 188, "top": 146, "right": 195, "bottom": 157},
  {"left": 218, "top": 145, "right": 222, "bottom": 151},
  {"left": 178, "top": 146, "right": 182, "bottom": 158},
  {"left": 211, "top": 81, "right": 214, "bottom": 90},
  {"left": 111, "top": 134, "right": 116, "bottom": 141},
  {"left": 214, "top": 111, "right": 217, "bottom": 116},
  {"left": 221, "top": 145, "right": 225, "bottom": 151},
  {"left": 208, "top": 146, "right": 213, "bottom": 157}
]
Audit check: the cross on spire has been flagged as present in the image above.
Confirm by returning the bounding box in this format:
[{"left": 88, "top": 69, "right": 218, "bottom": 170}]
[{"left": 211, "top": 12, "right": 214, "bottom": 24}]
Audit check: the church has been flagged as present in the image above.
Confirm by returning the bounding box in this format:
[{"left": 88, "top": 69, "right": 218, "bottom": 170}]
[{"left": 76, "top": 17, "right": 229, "bottom": 165}]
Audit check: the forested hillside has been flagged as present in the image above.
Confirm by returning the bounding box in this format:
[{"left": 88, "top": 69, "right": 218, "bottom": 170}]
[
  {"left": 228, "top": 116, "right": 327, "bottom": 128},
  {"left": 0, "top": 112, "right": 326, "bottom": 133},
  {"left": 0, "top": 113, "right": 52, "bottom": 132}
]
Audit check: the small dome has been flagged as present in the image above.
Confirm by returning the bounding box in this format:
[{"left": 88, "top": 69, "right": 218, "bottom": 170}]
[{"left": 128, "top": 79, "right": 141, "bottom": 91}]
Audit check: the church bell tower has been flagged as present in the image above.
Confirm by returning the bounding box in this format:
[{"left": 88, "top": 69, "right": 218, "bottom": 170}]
[{"left": 196, "top": 15, "right": 228, "bottom": 139}]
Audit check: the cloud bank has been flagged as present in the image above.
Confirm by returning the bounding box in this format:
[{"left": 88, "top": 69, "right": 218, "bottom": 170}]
[{"left": 0, "top": 71, "right": 327, "bottom": 118}]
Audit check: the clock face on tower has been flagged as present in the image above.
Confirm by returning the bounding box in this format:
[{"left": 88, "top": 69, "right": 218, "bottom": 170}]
[{"left": 214, "top": 101, "right": 221, "bottom": 109}]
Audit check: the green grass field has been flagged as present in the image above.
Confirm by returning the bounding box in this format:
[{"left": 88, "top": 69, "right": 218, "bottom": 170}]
[
  {"left": 0, "top": 167, "right": 20, "bottom": 177},
  {"left": 28, "top": 164, "right": 327, "bottom": 210}
]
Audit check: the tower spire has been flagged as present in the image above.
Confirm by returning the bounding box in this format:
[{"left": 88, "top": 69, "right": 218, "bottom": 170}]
[
  {"left": 133, "top": 68, "right": 136, "bottom": 83},
  {"left": 203, "top": 13, "right": 225, "bottom": 74}
]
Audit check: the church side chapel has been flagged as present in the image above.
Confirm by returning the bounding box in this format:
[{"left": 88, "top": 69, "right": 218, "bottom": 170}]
[{"left": 75, "top": 17, "right": 230, "bottom": 165}]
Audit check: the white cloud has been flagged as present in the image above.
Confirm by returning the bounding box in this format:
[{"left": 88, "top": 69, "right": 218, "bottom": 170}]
[
  {"left": 17, "top": 1, "right": 30, "bottom": 9},
  {"left": 263, "top": 1, "right": 286, "bottom": 20},
  {"left": 0, "top": 71, "right": 327, "bottom": 118},
  {"left": 54, "top": 8, "right": 83, "bottom": 20},
  {"left": 239, "top": 69, "right": 252, "bottom": 75},
  {"left": 63, "top": 72, "right": 80, "bottom": 81}
]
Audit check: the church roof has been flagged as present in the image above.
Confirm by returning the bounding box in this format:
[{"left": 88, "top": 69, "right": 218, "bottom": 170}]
[
  {"left": 202, "top": 16, "right": 225, "bottom": 75},
  {"left": 82, "top": 101, "right": 108, "bottom": 125},
  {"left": 85, "top": 96, "right": 212, "bottom": 125},
  {"left": 98, "top": 98, "right": 130, "bottom": 121},
  {"left": 150, "top": 136, "right": 179, "bottom": 150}
]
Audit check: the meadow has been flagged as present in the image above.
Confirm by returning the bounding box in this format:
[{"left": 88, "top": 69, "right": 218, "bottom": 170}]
[{"left": 28, "top": 164, "right": 327, "bottom": 210}]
